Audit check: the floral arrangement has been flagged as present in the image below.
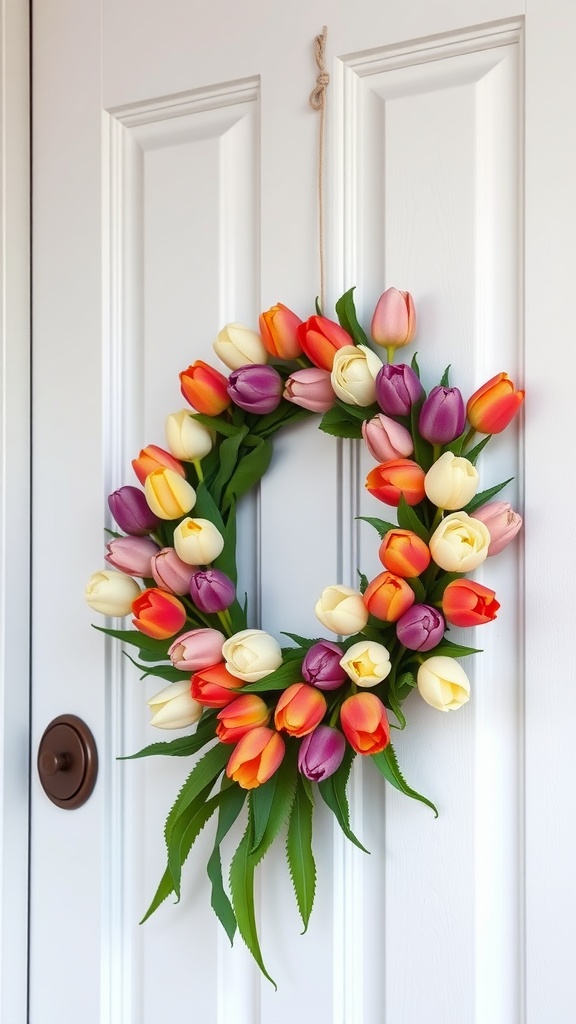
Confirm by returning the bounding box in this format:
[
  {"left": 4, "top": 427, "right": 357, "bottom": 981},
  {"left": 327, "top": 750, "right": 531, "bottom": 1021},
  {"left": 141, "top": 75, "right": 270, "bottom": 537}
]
[{"left": 86, "top": 287, "right": 524, "bottom": 985}]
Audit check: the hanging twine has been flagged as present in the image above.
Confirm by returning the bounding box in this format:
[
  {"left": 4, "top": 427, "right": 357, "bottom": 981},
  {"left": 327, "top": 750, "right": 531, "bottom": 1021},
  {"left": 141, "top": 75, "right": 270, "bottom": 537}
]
[{"left": 309, "top": 26, "right": 329, "bottom": 312}]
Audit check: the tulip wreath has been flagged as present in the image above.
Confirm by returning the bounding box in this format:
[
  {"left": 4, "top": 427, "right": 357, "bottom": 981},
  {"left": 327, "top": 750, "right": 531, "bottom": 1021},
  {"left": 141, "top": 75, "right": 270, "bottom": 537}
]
[{"left": 86, "top": 286, "right": 524, "bottom": 985}]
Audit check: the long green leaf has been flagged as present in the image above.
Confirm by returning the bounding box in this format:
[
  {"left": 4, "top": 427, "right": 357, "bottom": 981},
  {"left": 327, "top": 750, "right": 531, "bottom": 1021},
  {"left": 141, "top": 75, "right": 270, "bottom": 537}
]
[
  {"left": 92, "top": 625, "right": 170, "bottom": 658},
  {"left": 249, "top": 748, "right": 298, "bottom": 860},
  {"left": 334, "top": 286, "right": 369, "bottom": 346},
  {"left": 241, "top": 659, "right": 305, "bottom": 693},
  {"left": 211, "top": 426, "right": 249, "bottom": 505},
  {"left": 422, "top": 639, "right": 482, "bottom": 658},
  {"left": 286, "top": 776, "right": 316, "bottom": 932},
  {"left": 213, "top": 497, "right": 239, "bottom": 586},
  {"left": 120, "top": 713, "right": 217, "bottom": 760},
  {"left": 222, "top": 438, "right": 273, "bottom": 510},
  {"left": 396, "top": 495, "right": 429, "bottom": 542},
  {"left": 191, "top": 413, "right": 244, "bottom": 437},
  {"left": 167, "top": 785, "right": 221, "bottom": 898},
  {"left": 356, "top": 516, "right": 398, "bottom": 539},
  {"left": 229, "top": 814, "right": 277, "bottom": 988},
  {"left": 464, "top": 478, "right": 514, "bottom": 514},
  {"left": 165, "top": 742, "right": 230, "bottom": 843},
  {"left": 140, "top": 865, "right": 176, "bottom": 923},
  {"left": 463, "top": 433, "right": 492, "bottom": 465},
  {"left": 193, "top": 481, "right": 227, "bottom": 535},
  {"left": 207, "top": 782, "right": 247, "bottom": 944},
  {"left": 371, "top": 744, "right": 438, "bottom": 816},
  {"left": 318, "top": 747, "right": 369, "bottom": 853}
]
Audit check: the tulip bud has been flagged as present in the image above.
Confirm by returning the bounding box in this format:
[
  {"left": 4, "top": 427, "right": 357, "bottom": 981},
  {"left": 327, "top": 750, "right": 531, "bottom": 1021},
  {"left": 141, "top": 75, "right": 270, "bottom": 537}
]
[
  {"left": 378, "top": 529, "right": 431, "bottom": 578},
  {"left": 108, "top": 485, "right": 161, "bottom": 536},
  {"left": 296, "top": 315, "right": 353, "bottom": 371},
  {"left": 417, "top": 656, "right": 470, "bottom": 712},
  {"left": 418, "top": 386, "right": 465, "bottom": 445},
  {"left": 168, "top": 627, "right": 225, "bottom": 671},
  {"left": 365, "top": 459, "right": 426, "bottom": 507},
  {"left": 301, "top": 640, "right": 347, "bottom": 690},
  {"left": 273, "top": 683, "right": 327, "bottom": 738},
  {"left": 339, "top": 640, "right": 392, "bottom": 687},
  {"left": 216, "top": 694, "right": 271, "bottom": 743},
  {"left": 441, "top": 579, "right": 500, "bottom": 627},
  {"left": 147, "top": 680, "right": 203, "bottom": 730},
  {"left": 173, "top": 517, "right": 225, "bottom": 565},
  {"left": 396, "top": 604, "right": 445, "bottom": 651},
  {"left": 370, "top": 288, "right": 416, "bottom": 349},
  {"left": 330, "top": 344, "right": 383, "bottom": 407},
  {"left": 362, "top": 414, "right": 414, "bottom": 462},
  {"left": 375, "top": 363, "right": 423, "bottom": 416},
  {"left": 151, "top": 547, "right": 197, "bottom": 595},
  {"left": 144, "top": 467, "right": 196, "bottom": 520},
  {"left": 340, "top": 692, "right": 390, "bottom": 755},
  {"left": 226, "top": 726, "right": 285, "bottom": 789},
  {"left": 283, "top": 367, "right": 335, "bottom": 413},
  {"left": 363, "top": 571, "right": 415, "bottom": 623},
  {"left": 470, "top": 501, "right": 522, "bottom": 556},
  {"left": 85, "top": 569, "right": 141, "bottom": 616},
  {"left": 259, "top": 303, "right": 303, "bottom": 360},
  {"left": 429, "top": 511, "right": 490, "bottom": 572},
  {"left": 227, "top": 364, "right": 283, "bottom": 414},
  {"left": 165, "top": 410, "right": 214, "bottom": 462},
  {"left": 424, "top": 451, "right": 479, "bottom": 510},
  {"left": 191, "top": 661, "right": 246, "bottom": 707},
  {"left": 314, "top": 585, "right": 369, "bottom": 636},
  {"left": 132, "top": 444, "right": 185, "bottom": 485},
  {"left": 132, "top": 587, "right": 187, "bottom": 639},
  {"left": 213, "top": 322, "right": 269, "bottom": 370},
  {"left": 297, "top": 725, "right": 346, "bottom": 782},
  {"left": 466, "top": 372, "right": 525, "bottom": 434},
  {"left": 105, "top": 536, "right": 160, "bottom": 577},
  {"left": 180, "top": 360, "right": 231, "bottom": 415},
  {"left": 222, "top": 629, "right": 283, "bottom": 682},
  {"left": 189, "top": 568, "right": 235, "bottom": 613}
]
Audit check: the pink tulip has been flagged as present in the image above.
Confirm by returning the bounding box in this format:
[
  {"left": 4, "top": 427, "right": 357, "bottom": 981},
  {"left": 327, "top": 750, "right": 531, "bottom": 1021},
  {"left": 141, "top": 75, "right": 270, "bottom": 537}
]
[
  {"left": 168, "top": 628, "right": 226, "bottom": 671},
  {"left": 283, "top": 367, "right": 336, "bottom": 412},
  {"left": 105, "top": 536, "right": 160, "bottom": 577},
  {"left": 470, "top": 501, "right": 522, "bottom": 555},
  {"left": 371, "top": 288, "right": 416, "bottom": 349},
  {"left": 362, "top": 414, "right": 414, "bottom": 462},
  {"left": 151, "top": 547, "right": 197, "bottom": 595}
]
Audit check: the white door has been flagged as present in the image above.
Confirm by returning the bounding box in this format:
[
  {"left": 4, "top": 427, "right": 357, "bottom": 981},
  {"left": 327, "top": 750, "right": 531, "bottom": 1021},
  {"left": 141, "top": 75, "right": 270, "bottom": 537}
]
[{"left": 28, "top": 0, "right": 576, "bottom": 1021}]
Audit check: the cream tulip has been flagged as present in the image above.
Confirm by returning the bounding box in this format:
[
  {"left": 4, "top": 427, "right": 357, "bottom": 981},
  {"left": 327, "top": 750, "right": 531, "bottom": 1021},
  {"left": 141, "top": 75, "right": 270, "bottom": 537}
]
[
  {"left": 222, "top": 629, "right": 283, "bottom": 682},
  {"left": 315, "top": 585, "right": 369, "bottom": 636},
  {"left": 429, "top": 511, "right": 490, "bottom": 572},
  {"left": 330, "top": 344, "right": 383, "bottom": 407},
  {"left": 85, "top": 569, "right": 141, "bottom": 616},
  {"left": 213, "top": 322, "right": 269, "bottom": 370},
  {"left": 173, "top": 517, "right": 224, "bottom": 565},
  {"left": 147, "top": 679, "right": 203, "bottom": 729},
  {"left": 417, "top": 656, "right": 470, "bottom": 712},
  {"left": 165, "top": 409, "right": 214, "bottom": 462},
  {"left": 144, "top": 468, "right": 196, "bottom": 520},
  {"left": 424, "top": 451, "right": 479, "bottom": 510},
  {"left": 340, "top": 641, "right": 392, "bottom": 687}
]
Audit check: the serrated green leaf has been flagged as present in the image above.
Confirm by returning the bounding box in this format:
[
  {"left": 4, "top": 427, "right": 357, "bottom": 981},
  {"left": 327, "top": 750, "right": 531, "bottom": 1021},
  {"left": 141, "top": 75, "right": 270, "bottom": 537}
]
[
  {"left": 92, "top": 624, "right": 170, "bottom": 657},
  {"left": 249, "top": 747, "right": 298, "bottom": 860},
  {"left": 371, "top": 744, "right": 438, "bottom": 816},
  {"left": 396, "top": 495, "right": 429, "bottom": 542},
  {"left": 356, "top": 515, "right": 397, "bottom": 539},
  {"left": 439, "top": 365, "right": 451, "bottom": 387},
  {"left": 286, "top": 776, "right": 316, "bottom": 932},
  {"left": 229, "top": 813, "right": 277, "bottom": 988},
  {"left": 318, "top": 406, "right": 363, "bottom": 439},
  {"left": 207, "top": 782, "right": 247, "bottom": 944},
  {"left": 280, "top": 632, "right": 325, "bottom": 650},
  {"left": 167, "top": 785, "right": 221, "bottom": 898},
  {"left": 422, "top": 639, "right": 482, "bottom": 658},
  {"left": 357, "top": 570, "right": 369, "bottom": 595},
  {"left": 462, "top": 433, "right": 492, "bottom": 465},
  {"left": 165, "top": 742, "right": 230, "bottom": 843},
  {"left": 241, "top": 659, "right": 306, "bottom": 693},
  {"left": 410, "top": 353, "right": 421, "bottom": 377},
  {"left": 318, "top": 747, "right": 369, "bottom": 853},
  {"left": 120, "top": 713, "right": 217, "bottom": 760},
  {"left": 123, "top": 653, "right": 183, "bottom": 683},
  {"left": 140, "top": 865, "right": 177, "bottom": 923},
  {"left": 334, "top": 287, "right": 369, "bottom": 346},
  {"left": 464, "top": 478, "right": 514, "bottom": 514}
]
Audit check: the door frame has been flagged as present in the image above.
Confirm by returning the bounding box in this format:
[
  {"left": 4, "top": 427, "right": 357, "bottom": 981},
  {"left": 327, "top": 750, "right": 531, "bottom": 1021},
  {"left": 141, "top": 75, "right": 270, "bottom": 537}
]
[{"left": 0, "top": 0, "right": 30, "bottom": 1018}]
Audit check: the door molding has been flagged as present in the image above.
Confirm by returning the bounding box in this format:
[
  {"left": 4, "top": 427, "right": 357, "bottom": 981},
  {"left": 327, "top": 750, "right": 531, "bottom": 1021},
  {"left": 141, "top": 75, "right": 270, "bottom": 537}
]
[{"left": 0, "top": 0, "right": 30, "bottom": 1018}]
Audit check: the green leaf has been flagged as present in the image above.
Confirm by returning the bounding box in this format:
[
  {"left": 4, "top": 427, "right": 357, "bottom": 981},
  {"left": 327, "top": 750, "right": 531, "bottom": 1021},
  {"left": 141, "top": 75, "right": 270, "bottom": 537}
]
[
  {"left": 334, "top": 399, "right": 380, "bottom": 422},
  {"left": 211, "top": 427, "right": 249, "bottom": 505},
  {"left": 120, "top": 713, "right": 217, "bottom": 760},
  {"left": 406, "top": 575, "right": 426, "bottom": 603},
  {"left": 164, "top": 742, "right": 230, "bottom": 843},
  {"left": 318, "top": 747, "right": 369, "bottom": 853},
  {"left": 229, "top": 813, "right": 277, "bottom": 988},
  {"left": 427, "top": 571, "right": 462, "bottom": 603},
  {"left": 192, "top": 413, "right": 244, "bottom": 437},
  {"left": 410, "top": 353, "right": 421, "bottom": 377},
  {"left": 464, "top": 478, "right": 514, "bottom": 514},
  {"left": 461, "top": 433, "right": 492, "bottom": 465},
  {"left": 422, "top": 639, "right": 482, "bottom": 658},
  {"left": 280, "top": 632, "right": 326, "bottom": 651},
  {"left": 140, "top": 865, "right": 177, "bottom": 923},
  {"left": 371, "top": 744, "right": 438, "bottom": 816},
  {"left": 357, "top": 570, "right": 369, "bottom": 595},
  {"left": 318, "top": 406, "right": 363, "bottom": 439},
  {"left": 286, "top": 776, "right": 316, "bottom": 932},
  {"left": 356, "top": 515, "right": 397, "bottom": 539},
  {"left": 241, "top": 659, "right": 306, "bottom": 693},
  {"left": 409, "top": 395, "right": 433, "bottom": 471},
  {"left": 222, "top": 438, "right": 273, "bottom": 511},
  {"left": 249, "top": 746, "right": 298, "bottom": 860},
  {"left": 396, "top": 495, "right": 429, "bottom": 542},
  {"left": 123, "top": 654, "right": 182, "bottom": 683},
  {"left": 213, "top": 497, "right": 239, "bottom": 586},
  {"left": 92, "top": 625, "right": 170, "bottom": 658},
  {"left": 334, "top": 287, "right": 369, "bottom": 346},
  {"left": 193, "top": 481, "right": 227, "bottom": 535},
  {"left": 207, "top": 782, "right": 247, "bottom": 944},
  {"left": 439, "top": 365, "right": 451, "bottom": 387},
  {"left": 167, "top": 785, "right": 221, "bottom": 898}
]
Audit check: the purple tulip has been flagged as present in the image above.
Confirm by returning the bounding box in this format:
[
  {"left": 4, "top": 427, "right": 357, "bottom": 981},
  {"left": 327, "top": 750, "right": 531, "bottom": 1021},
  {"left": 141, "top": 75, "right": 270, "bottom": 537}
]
[
  {"left": 105, "top": 535, "right": 160, "bottom": 576},
  {"left": 151, "top": 548, "right": 197, "bottom": 595},
  {"left": 227, "top": 364, "right": 283, "bottom": 414},
  {"left": 418, "top": 386, "right": 465, "bottom": 445},
  {"left": 302, "top": 640, "right": 347, "bottom": 691},
  {"left": 375, "top": 363, "right": 423, "bottom": 416},
  {"left": 298, "top": 725, "right": 347, "bottom": 782},
  {"left": 108, "top": 485, "right": 161, "bottom": 536},
  {"left": 396, "top": 604, "right": 445, "bottom": 652},
  {"left": 189, "top": 568, "right": 236, "bottom": 613}
]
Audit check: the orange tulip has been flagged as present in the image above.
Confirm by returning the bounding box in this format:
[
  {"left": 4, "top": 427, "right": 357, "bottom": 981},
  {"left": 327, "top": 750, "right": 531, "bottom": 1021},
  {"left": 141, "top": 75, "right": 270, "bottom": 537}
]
[
  {"left": 259, "top": 303, "right": 303, "bottom": 360},
  {"left": 131, "top": 588, "right": 186, "bottom": 639},
  {"left": 191, "top": 662, "right": 246, "bottom": 708},
  {"left": 442, "top": 579, "right": 500, "bottom": 627},
  {"left": 466, "top": 372, "right": 524, "bottom": 434},
  {"left": 179, "top": 360, "right": 231, "bottom": 415},
  {"left": 365, "top": 459, "right": 426, "bottom": 507},
  {"left": 340, "top": 692, "right": 390, "bottom": 755},
  {"left": 216, "top": 694, "right": 271, "bottom": 743},
  {"left": 379, "top": 529, "right": 431, "bottom": 577},
  {"left": 296, "top": 315, "right": 353, "bottom": 370},
  {"left": 363, "top": 571, "right": 415, "bottom": 622},
  {"left": 273, "top": 683, "right": 327, "bottom": 738},
  {"left": 132, "top": 444, "right": 185, "bottom": 485},
  {"left": 226, "top": 726, "right": 285, "bottom": 789}
]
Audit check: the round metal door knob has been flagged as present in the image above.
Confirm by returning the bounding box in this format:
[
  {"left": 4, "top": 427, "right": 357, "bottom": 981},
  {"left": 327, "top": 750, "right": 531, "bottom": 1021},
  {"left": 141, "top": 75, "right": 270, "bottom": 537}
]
[{"left": 37, "top": 715, "right": 98, "bottom": 809}]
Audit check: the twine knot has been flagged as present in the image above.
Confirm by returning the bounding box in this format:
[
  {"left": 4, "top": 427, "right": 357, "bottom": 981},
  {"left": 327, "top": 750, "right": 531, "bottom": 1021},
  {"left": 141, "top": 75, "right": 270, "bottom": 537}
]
[{"left": 309, "top": 27, "right": 329, "bottom": 111}]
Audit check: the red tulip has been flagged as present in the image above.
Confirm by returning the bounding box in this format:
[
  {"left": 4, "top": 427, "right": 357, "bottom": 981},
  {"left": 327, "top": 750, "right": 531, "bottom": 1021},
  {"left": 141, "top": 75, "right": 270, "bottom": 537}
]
[
  {"left": 131, "top": 588, "right": 186, "bottom": 639},
  {"left": 296, "top": 315, "right": 353, "bottom": 370},
  {"left": 466, "top": 372, "right": 524, "bottom": 434},
  {"left": 191, "top": 662, "right": 246, "bottom": 708},
  {"left": 179, "top": 360, "right": 231, "bottom": 415},
  {"left": 340, "top": 692, "right": 390, "bottom": 754},
  {"left": 442, "top": 579, "right": 500, "bottom": 627},
  {"left": 216, "top": 694, "right": 271, "bottom": 743},
  {"left": 365, "top": 459, "right": 426, "bottom": 507}
]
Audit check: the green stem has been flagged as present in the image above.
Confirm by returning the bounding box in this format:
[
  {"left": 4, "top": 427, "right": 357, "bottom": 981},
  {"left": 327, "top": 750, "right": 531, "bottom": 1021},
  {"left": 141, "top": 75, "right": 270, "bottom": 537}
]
[
  {"left": 217, "top": 609, "right": 234, "bottom": 637},
  {"left": 193, "top": 459, "right": 204, "bottom": 482},
  {"left": 461, "top": 426, "right": 476, "bottom": 452},
  {"left": 429, "top": 507, "right": 444, "bottom": 535},
  {"left": 386, "top": 344, "right": 395, "bottom": 364}
]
